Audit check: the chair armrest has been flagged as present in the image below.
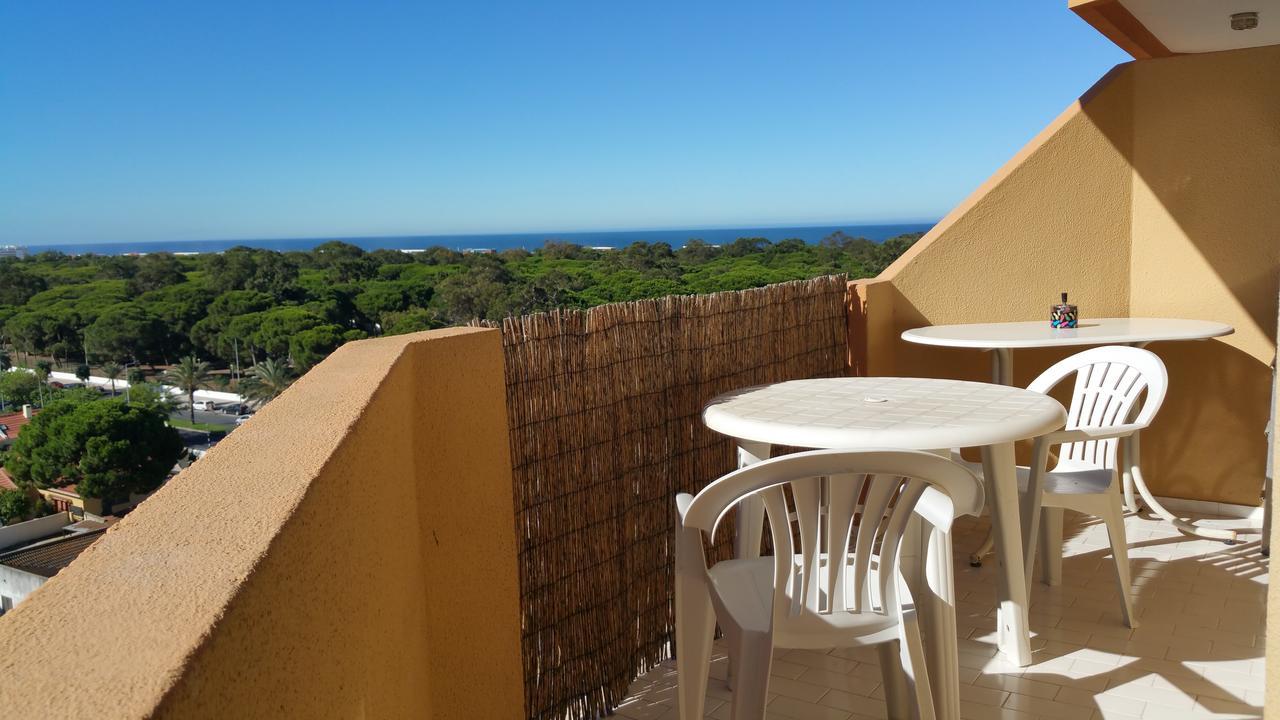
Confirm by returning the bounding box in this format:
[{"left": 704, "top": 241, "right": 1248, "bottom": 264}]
[
  {"left": 1041, "top": 423, "right": 1145, "bottom": 445},
  {"left": 675, "top": 492, "right": 695, "bottom": 522}
]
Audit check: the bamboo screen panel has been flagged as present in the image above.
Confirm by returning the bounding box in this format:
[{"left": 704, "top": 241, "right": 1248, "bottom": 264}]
[{"left": 495, "top": 276, "right": 849, "bottom": 720}]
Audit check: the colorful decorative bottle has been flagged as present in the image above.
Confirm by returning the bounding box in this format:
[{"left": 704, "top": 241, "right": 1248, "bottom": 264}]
[{"left": 1051, "top": 292, "right": 1078, "bottom": 329}]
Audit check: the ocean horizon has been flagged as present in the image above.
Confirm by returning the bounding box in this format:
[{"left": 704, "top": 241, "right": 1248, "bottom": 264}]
[{"left": 16, "top": 221, "right": 935, "bottom": 256}]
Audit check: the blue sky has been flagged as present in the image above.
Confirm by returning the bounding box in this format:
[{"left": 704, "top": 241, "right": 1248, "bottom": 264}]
[{"left": 0, "top": 2, "right": 1128, "bottom": 245}]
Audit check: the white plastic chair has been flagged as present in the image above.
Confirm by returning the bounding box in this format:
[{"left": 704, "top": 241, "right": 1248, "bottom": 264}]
[
  {"left": 965, "top": 346, "right": 1168, "bottom": 628},
  {"left": 675, "top": 449, "right": 984, "bottom": 720}
]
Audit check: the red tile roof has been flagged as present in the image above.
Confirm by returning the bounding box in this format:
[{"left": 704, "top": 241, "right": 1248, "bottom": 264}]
[
  {"left": 49, "top": 484, "right": 79, "bottom": 498},
  {"left": 0, "top": 467, "right": 16, "bottom": 491},
  {"left": 0, "top": 411, "right": 31, "bottom": 441}
]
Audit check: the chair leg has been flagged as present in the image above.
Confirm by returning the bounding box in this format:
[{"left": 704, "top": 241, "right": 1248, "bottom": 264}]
[
  {"left": 895, "top": 616, "right": 938, "bottom": 720},
  {"left": 728, "top": 630, "right": 772, "bottom": 720},
  {"left": 1039, "top": 507, "right": 1063, "bottom": 587},
  {"left": 674, "top": 574, "right": 716, "bottom": 719},
  {"left": 1102, "top": 502, "right": 1139, "bottom": 629},
  {"left": 878, "top": 641, "right": 910, "bottom": 720}
]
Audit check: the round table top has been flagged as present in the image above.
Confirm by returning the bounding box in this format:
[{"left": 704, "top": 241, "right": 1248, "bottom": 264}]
[
  {"left": 900, "top": 317, "right": 1233, "bottom": 350},
  {"left": 703, "top": 377, "right": 1066, "bottom": 450}
]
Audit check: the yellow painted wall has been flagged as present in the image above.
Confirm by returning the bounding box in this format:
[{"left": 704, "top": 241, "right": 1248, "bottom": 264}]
[
  {"left": 1126, "top": 45, "right": 1280, "bottom": 505},
  {"left": 864, "top": 45, "right": 1279, "bottom": 506},
  {"left": 0, "top": 328, "right": 525, "bottom": 719}
]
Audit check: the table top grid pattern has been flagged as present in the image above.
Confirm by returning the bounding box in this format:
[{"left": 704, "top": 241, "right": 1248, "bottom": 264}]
[{"left": 703, "top": 377, "right": 1066, "bottom": 450}]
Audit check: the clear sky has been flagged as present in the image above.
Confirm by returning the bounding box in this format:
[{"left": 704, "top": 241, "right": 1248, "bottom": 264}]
[{"left": 0, "top": 2, "right": 1129, "bottom": 245}]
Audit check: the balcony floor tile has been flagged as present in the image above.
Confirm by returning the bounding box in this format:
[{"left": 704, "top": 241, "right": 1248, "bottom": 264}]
[{"left": 621, "top": 510, "right": 1266, "bottom": 719}]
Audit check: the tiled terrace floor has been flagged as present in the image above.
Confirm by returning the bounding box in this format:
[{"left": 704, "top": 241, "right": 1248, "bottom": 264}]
[{"left": 619, "top": 510, "right": 1266, "bottom": 720}]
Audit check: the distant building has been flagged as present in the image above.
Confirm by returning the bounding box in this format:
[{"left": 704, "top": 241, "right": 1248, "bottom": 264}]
[
  {"left": 36, "top": 484, "right": 155, "bottom": 519},
  {"left": 0, "top": 245, "right": 28, "bottom": 260},
  {"left": 0, "top": 515, "right": 110, "bottom": 614}
]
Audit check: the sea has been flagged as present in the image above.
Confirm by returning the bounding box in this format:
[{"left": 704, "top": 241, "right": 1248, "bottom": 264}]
[{"left": 19, "top": 222, "right": 935, "bottom": 256}]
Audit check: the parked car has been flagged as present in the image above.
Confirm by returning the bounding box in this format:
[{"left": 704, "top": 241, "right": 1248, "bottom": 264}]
[
  {"left": 192, "top": 400, "right": 217, "bottom": 411},
  {"left": 235, "top": 415, "right": 252, "bottom": 426}
]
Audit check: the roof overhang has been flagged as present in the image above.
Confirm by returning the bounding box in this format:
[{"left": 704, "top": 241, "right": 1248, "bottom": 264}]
[{"left": 1071, "top": 0, "right": 1280, "bottom": 58}]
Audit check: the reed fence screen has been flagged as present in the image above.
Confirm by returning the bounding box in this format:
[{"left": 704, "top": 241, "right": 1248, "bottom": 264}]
[{"left": 492, "top": 276, "right": 850, "bottom": 720}]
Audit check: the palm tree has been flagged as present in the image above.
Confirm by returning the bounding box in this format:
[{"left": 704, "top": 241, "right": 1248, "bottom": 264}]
[
  {"left": 238, "top": 358, "right": 296, "bottom": 409},
  {"left": 129, "top": 383, "right": 179, "bottom": 415},
  {"left": 101, "top": 362, "right": 123, "bottom": 397},
  {"left": 34, "top": 360, "right": 51, "bottom": 407},
  {"left": 161, "top": 355, "right": 213, "bottom": 424}
]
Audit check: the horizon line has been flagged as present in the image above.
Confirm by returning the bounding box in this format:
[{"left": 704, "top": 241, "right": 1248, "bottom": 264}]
[{"left": 18, "top": 218, "right": 939, "bottom": 249}]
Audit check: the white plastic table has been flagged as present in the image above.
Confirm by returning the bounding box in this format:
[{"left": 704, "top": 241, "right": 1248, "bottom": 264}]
[
  {"left": 902, "top": 318, "right": 1235, "bottom": 541},
  {"left": 703, "top": 377, "right": 1067, "bottom": 692}
]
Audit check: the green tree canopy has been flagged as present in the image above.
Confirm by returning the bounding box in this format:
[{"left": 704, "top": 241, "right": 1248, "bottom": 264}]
[
  {"left": 381, "top": 308, "right": 442, "bottom": 336},
  {"left": 126, "top": 253, "right": 187, "bottom": 294},
  {"left": 0, "top": 233, "right": 924, "bottom": 384},
  {"left": 0, "top": 371, "right": 41, "bottom": 407},
  {"left": 0, "top": 263, "right": 48, "bottom": 306},
  {"left": 289, "top": 324, "right": 348, "bottom": 370},
  {"left": 0, "top": 489, "right": 32, "bottom": 525},
  {"left": 86, "top": 305, "right": 167, "bottom": 364},
  {"left": 5, "top": 395, "right": 183, "bottom": 501}
]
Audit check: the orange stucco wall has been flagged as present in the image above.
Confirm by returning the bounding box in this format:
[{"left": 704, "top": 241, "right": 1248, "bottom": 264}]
[
  {"left": 864, "top": 45, "right": 1279, "bottom": 507},
  {"left": 0, "top": 327, "right": 525, "bottom": 719},
  {"left": 1125, "top": 45, "right": 1280, "bottom": 505}
]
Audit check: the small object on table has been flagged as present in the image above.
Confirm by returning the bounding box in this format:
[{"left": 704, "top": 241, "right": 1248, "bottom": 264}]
[{"left": 1051, "top": 292, "right": 1078, "bottom": 329}]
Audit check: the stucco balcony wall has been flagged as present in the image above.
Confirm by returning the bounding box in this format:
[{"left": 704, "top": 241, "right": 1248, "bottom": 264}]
[
  {"left": 0, "top": 327, "right": 525, "bottom": 720},
  {"left": 853, "top": 44, "right": 1280, "bottom": 509}
]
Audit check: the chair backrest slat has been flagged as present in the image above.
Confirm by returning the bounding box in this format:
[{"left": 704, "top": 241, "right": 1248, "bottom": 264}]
[
  {"left": 852, "top": 476, "right": 897, "bottom": 613},
  {"left": 792, "top": 476, "right": 823, "bottom": 613},
  {"left": 876, "top": 480, "right": 927, "bottom": 614},
  {"left": 825, "top": 473, "right": 864, "bottom": 614},
  {"left": 760, "top": 486, "right": 793, "bottom": 614},
  {"left": 1029, "top": 347, "right": 1169, "bottom": 469},
  {"left": 686, "top": 450, "right": 984, "bottom": 624}
]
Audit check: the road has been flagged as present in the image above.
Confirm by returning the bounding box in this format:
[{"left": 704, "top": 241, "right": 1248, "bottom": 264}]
[
  {"left": 171, "top": 405, "right": 248, "bottom": 454},
  {"left": 176, "top": 407, "right": 241, "bottom": 427}
]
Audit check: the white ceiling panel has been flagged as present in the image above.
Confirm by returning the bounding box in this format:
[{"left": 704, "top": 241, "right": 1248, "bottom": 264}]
[{"left": 1122, "top": 0, "right": 1280, "bottom": 52}]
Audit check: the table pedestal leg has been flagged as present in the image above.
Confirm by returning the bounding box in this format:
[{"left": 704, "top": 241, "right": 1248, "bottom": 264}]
[
  {"left": 733, "top": 441, "right": 771, "bottom": 559},
  {"left": 969, "top": 348, "right": 1014, "bottom": 566},
  {"left": 981, "top": 441, "right": 1032, "bottom": 666},
  {"left": 1124, "top": 432, "right": 1239, "bottom": 542},
  {"left": 991, "top": 347, "right": 1013, "bottom": 386},
  {"left": 1122, "top": 464, "right": 1139, "bottom": 513},
  {"left": 1123, "top": 342, "right": 1239, "bottom": 543},
  {"left": 727, "top": 440, "right": 771, "bottom": 691}
]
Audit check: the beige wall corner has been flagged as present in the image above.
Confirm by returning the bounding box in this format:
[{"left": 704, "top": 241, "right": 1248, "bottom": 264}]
[
  {"left": 1126, "top": 45, "right": 1280, "bottom": 505},
  {"left": 409, "top": 330, "right": 526, "bottom": 719},
  {"left": 0, "top": 327, "right": 525, "bottom": 720}
]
